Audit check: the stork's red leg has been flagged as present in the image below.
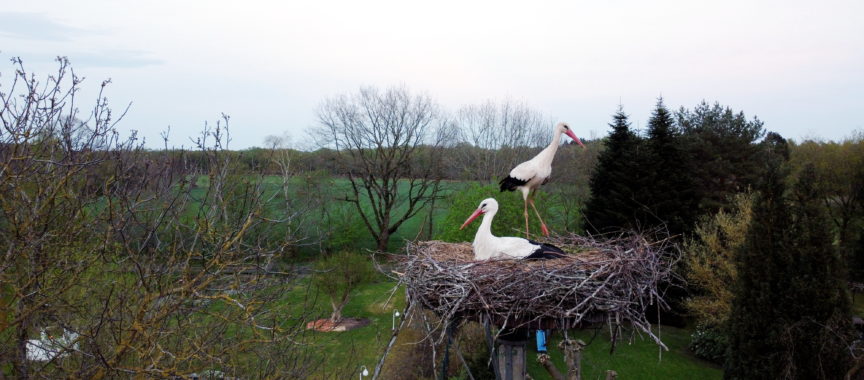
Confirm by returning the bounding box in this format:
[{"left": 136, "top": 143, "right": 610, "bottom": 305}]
[
  {"left": 529, "top": 192, "right": 549, "bottom": 236},
  {"left": 523, "top": 200, "right": 530, "bottom": 238}
]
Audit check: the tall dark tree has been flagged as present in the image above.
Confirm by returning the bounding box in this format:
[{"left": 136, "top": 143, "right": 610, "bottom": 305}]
[
  {"left": 725, "top": 143, "right": 794, "bottom": 379},
  {"left": 726, "top": 144, "right": 853, "bottom": 379},
  {"left": 782, "top": 164, "right": 853, "bottom": 379},
  {"left": 641, "top": 98, "right": 698, "bottom": 237},
  {"left": 638, "top": 98, "right": 701, "bottom": 325},
  {"left": 852, "top": 234, "right": 864, "bottom": 283},
  {"left": 582, "top": 106, "right": 645, "bottom": 233},
  {"left": 678, "top": 102, "right": 765, "bottom": 216}
]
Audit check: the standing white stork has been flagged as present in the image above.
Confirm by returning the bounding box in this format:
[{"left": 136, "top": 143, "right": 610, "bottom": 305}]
[
  {"left": 460, "top": 198, "right": 566, "bottom": 260},
  {"left": 499, "top": 122, "right": 585, "bottom": 237}
]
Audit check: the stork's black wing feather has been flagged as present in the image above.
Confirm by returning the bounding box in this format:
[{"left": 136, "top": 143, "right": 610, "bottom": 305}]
[
  {"left": 523, "top": 240, "right": 567, "bottom": 260},
  {"left": 499, "top": 175, "right": 528, "bottom": 192}
]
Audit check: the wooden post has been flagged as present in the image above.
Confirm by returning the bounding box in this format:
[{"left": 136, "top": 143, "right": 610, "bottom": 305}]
[
  {"left": 497, "top": 340, "right": 526, "bottom": 380},
  {"left": 497, "top": 328, "right": 528, "bottom": 380},
  {"left": 560, "top": 339, "right": 586, "bottom": 380},
  {"left": 537, "top": 353, "right": 565, "bottom": 380}
]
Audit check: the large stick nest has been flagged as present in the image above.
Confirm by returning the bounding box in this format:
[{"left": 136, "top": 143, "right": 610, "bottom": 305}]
[{"left": 389, "top": 232, "right": 678, "bottom": 349}]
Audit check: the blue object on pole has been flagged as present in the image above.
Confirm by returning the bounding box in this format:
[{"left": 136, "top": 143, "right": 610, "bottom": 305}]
[{"left": 536, "top": 330, "right": 547, "bottom": 352}]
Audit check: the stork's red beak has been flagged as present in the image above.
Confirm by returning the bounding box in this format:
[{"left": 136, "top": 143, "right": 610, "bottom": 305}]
[
  {"left": 565, "top": 129, "right": 585, "bottom": 149},
  {"left": 460, "top": 209, "right": 484, "bottom": 230}
]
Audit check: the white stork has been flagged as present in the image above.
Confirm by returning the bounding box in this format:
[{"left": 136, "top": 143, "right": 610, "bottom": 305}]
[
  {"left": 26, "top": 328, "right": 79, "bottom": 361},
  {"left": 460, "top": 198, "right": 566, "bottom": 261},
  {"left": 499, "top": 122, "right": 585, "bottom": 237}
]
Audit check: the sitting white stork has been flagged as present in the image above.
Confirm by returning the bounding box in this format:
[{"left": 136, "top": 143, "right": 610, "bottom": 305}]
[
  {"left": 460, "top": 198, "right": 566, "bottom": 261},
  {"left": 26, "top": 328, "right": 79, "bottom": 361},
  {"left": 499, "top": 122, "right": 584, "bottom": 237}
]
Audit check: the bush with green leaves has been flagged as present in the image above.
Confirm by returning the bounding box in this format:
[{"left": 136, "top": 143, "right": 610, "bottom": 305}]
[
  {"left": 321, "top": 202, "right": 370, "bottom": 252},
  {"left": 688, "top": 324, "right": 728, "bottom": 364},
  {"left": 434, "top": 183, "right": 554, "bottom": 243},
  {"left": 312, "top": 251, "right": 377, "bottom": 322}
]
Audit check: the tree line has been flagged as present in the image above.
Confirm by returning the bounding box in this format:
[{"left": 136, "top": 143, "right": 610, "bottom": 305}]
[{"left": 580, "top": 99, "right": 863, "bottom": 378}]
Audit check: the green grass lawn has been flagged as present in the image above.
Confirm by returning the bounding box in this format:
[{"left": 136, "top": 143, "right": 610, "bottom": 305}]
[
  {"left": 273, "top": 277, "right": 721, "bottom": 379},
  {"left": 274, "top": 277, "right": 407, "bottom": 379},
  {"left": 524, "top": 327, "right": 722, "bottom": 380},
  {"left": 188, "top": 175, "right": 473, "bottom": 255}
]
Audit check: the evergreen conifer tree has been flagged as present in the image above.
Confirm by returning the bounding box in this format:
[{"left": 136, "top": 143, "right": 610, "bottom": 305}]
[
  {"left": 642, "top": 98, "right": 698, "bottom": 237},
  {"left": 677, "top": 102, "right": 765, "bottom": 216},
  {"left": 582, "top": 106, "right": 644, "bottom": 233},
  {"left": 725, "top": 144, "right": 792, "bottom": 379},
  {"left": 783, "top": 164, "right": 852, "bottom": 379},
  {"left": 726, "top": 145, "right": 854, "bottom": 379}
]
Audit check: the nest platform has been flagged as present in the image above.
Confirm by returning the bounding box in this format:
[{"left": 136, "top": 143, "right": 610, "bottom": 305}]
[{"left": 392, "top": 233, "right": 677, "bottom": 348}]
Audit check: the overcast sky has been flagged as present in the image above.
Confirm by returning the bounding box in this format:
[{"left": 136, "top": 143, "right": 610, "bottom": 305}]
[{"left": 1, "top": 0, "right": 862, "bottom": 149}]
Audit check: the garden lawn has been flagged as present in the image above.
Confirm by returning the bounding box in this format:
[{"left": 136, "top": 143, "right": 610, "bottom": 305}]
[
  {"left": 273, "top": 276, "right": 721, "bottom": 379},
  {"left": 524, "top": 326, "right": 723, "bottom": 380},
  {"left": 276, "top": 278, "right": 407, "bottom": 379}
]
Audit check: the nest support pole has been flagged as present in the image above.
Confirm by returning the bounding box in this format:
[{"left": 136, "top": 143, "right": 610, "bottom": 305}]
[
  {"left": 496, "top": 328, "right": 529, "bottom": 380},
  {"left": 484, "top": 315, "right": 503, "bottom": 380},
  {"left": 439, "top": 322, "right": 453, "bottom": 380}
]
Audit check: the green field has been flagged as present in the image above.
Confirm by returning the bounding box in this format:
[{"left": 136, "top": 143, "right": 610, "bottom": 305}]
[{"left": 188, "top": 175, "right": 473, "bottom": 254}]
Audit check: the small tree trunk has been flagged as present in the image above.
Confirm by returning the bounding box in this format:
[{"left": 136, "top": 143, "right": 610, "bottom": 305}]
[
  {"left": 13, "top": 293, "right": 31, "bottom": 378},
  {"left": 377, "top": 229, "right": 391, "bottom": 252},
  {"left": 538, "top": 354, "right": 565, "bottom": 380},
  {"left": 560, "top": 339, "right": 586, "bottom": 380},
  {"left": 15, "top": 323, "right": 28, "bottom": 378}
]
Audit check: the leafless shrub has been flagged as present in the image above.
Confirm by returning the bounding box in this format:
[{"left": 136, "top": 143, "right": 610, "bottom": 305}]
[{"left": 0, "top": 57, "right": 320, "bottom": 378}]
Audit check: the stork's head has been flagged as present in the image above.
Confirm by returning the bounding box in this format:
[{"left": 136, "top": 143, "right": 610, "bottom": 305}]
[
  {"left": 460, "top": 198, "right": 498, "bottom": 230},
  {"left": 555, "top": 122, "right": 585, "bottom": 148}
]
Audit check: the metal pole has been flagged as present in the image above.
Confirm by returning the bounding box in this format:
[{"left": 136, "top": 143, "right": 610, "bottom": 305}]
[
  {"left": 483, "top": 316, "right": 502, "bottom": 380},
  {"left": 440, "top": 323, "right": 453, "bottom": 380}
]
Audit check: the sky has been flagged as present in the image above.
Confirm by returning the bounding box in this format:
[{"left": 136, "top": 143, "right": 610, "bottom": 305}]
[{"left": 1, "top": 0, "right": 862, "bottom": 149}]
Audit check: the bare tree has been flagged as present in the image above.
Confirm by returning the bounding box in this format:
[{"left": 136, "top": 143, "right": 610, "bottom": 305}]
[
  {"left": 453, "top": 100, "right": 549, "bottom": 182},
  {"left": 315, "top": 86, "right": 452, "bottom": 252},
  {"left": 0, "top": 57, "right": 321, "bottom": 378}
]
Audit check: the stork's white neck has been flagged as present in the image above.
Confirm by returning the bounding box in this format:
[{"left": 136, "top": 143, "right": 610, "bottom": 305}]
[
  {"left": 536, "top": 128, "right": 564, "bottom": 163},
  {"left": 477, "top": 209, "right": 495, "bottom": 239},
  {"left": 473, "top": 209, "right": 497, "bottom": 260},
  {"left": 550, "top": 128, "right": 564, "bottom": 148}
]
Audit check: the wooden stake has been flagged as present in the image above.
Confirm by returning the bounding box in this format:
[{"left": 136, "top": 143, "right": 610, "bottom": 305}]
[
  {"left": 559, "top": 339, "right": 586, "bottom": 380},
  {"left": 537, "top": 353, "right": 565, "bottom": 380}
]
